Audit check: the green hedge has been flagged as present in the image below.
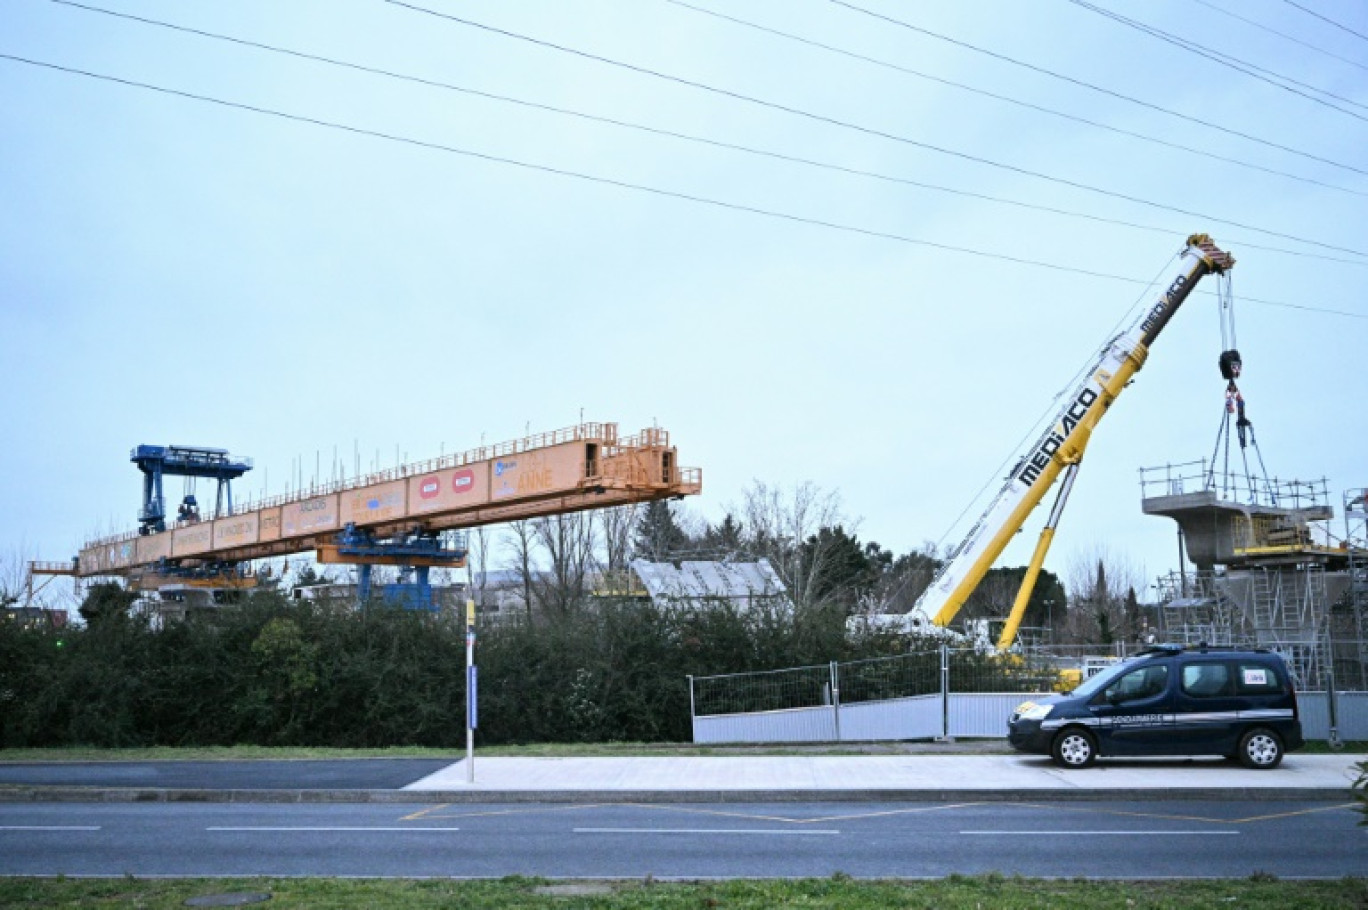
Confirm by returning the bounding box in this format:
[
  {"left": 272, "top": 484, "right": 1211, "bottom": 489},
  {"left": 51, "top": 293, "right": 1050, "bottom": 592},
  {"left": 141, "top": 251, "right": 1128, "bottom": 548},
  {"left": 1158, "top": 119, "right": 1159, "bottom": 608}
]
[{"left": 0, "top": 592, "right": 908, "bottom": 749}]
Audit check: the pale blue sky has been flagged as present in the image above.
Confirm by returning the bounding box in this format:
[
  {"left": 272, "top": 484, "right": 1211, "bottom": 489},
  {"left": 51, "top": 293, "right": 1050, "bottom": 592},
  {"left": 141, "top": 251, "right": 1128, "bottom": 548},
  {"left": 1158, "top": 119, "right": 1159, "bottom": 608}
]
[{"left": 2, "top": 0, "right": 1365, "bottom": 602}]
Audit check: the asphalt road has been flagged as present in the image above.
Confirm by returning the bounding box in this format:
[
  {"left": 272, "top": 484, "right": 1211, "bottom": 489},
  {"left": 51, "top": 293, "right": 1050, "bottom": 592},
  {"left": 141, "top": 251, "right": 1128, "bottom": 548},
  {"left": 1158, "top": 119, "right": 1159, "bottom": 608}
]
[
  {"left": 0, "top": 759, "right": 453, "bottom": 790},
  {"left": 1, "top": 799, "right": 1362, "bottom": 879}
]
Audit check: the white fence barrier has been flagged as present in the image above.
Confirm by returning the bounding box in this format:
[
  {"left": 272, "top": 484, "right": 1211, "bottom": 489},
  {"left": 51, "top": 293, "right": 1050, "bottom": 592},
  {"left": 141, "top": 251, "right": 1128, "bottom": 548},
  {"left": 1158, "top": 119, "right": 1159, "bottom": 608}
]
[{"left": 690, "top": 652, "right": 1368, "bottom": 744}]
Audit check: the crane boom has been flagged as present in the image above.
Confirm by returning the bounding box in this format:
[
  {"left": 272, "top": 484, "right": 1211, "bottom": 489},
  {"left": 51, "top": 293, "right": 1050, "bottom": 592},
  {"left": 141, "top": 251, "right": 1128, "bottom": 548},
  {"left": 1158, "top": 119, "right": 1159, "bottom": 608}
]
[{"left": 914, "top": 234, "right": 1235, "bottom": 636}]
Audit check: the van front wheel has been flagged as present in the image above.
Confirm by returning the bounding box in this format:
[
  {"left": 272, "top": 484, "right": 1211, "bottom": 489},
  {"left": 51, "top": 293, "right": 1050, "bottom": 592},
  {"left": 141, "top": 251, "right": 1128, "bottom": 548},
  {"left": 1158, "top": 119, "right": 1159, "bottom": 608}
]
[
  {"left": 1051, "top": 728, "right": 1097, "bottom": 768},
  {"left": 1237, "top": 728, "right": 1284, "bottom": 769}
]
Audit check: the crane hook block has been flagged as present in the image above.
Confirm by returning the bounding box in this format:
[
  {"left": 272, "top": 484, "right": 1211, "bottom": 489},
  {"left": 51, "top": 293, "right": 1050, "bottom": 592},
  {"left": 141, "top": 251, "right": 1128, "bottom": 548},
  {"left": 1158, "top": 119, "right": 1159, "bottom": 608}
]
[{"left": 1219, "top": 349, "right": 1242, "bottom": 381}]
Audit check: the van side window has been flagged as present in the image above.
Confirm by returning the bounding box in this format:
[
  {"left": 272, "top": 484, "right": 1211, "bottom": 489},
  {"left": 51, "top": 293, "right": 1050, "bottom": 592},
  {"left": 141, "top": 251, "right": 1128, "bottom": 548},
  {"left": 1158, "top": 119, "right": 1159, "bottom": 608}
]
[
  {"left": 1103, "top": 665, "right": 1168, "bottom": 703},
  {"left": 1181, "top": 662, "right": 1233, "bottom": 698},
  {"left": 1234, "top": 662, "right": 1284, "bottom": 695}
]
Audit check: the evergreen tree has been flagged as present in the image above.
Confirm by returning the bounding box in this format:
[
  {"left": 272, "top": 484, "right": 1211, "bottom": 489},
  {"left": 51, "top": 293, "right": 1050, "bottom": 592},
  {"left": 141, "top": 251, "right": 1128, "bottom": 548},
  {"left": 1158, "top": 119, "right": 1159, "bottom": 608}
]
[
  {"left": 631, "top": 500, "right": 690, "bottom": 562},
  {"left": 77, "top": 582, "right": 138, "bottom": 625},
  {"left": 702, "top": 513, "right": 746, "bottom": 558}
]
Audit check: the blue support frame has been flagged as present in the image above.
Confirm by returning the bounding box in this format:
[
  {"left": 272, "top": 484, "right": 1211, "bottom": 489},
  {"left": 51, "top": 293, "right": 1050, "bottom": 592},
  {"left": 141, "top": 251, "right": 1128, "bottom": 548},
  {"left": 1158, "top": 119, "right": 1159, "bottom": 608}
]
[
  {"left": 333, "top": 524, "right": 465, "bottom": 611},
  {"left": 132, "top": 445, "right": 253, "bottom": 534}
]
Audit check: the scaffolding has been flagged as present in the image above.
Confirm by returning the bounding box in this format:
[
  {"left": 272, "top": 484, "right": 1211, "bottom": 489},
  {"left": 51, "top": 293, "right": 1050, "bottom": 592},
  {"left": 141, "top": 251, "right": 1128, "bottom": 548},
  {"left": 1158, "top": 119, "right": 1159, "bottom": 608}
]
[{"left": 1140, "top": 463, "right": 1359, "bottom": 689}]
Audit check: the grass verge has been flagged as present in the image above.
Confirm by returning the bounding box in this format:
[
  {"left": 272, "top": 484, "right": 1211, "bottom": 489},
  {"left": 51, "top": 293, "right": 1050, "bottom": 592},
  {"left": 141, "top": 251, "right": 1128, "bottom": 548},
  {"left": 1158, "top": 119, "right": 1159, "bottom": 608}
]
[{"left": 0, "top": 874, "right": 1364, "bottom": 909}]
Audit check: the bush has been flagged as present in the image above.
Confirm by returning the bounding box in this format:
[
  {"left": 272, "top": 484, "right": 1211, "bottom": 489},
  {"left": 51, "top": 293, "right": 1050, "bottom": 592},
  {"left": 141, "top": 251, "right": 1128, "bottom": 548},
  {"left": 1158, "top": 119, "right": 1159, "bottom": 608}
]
[{"left": 0, "top": 591, "right": 912, "bottom": 749}]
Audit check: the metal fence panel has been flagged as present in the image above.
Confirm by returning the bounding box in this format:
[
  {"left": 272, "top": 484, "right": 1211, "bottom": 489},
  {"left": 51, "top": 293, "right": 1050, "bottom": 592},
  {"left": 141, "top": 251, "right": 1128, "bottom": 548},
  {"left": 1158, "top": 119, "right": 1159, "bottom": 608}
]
[
  {"left": 838, "top": 695, "right": 943, "bottom": 741},
  {"left": 692, "top": 706, "right": 836, "bottom": 744},
  {"left": 1296, "top": 692, "right": 1368, "bottom": 741},
  {"left": 949, "top": 693, "right": 1046, "bottom": 738}
]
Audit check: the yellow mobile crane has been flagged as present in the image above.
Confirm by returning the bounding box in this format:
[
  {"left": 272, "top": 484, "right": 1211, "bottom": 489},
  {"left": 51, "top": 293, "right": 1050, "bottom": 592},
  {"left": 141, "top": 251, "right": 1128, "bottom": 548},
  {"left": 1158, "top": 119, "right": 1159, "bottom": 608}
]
[{"left": 912, "top": 234, "right": 1235, "bottom": 650}]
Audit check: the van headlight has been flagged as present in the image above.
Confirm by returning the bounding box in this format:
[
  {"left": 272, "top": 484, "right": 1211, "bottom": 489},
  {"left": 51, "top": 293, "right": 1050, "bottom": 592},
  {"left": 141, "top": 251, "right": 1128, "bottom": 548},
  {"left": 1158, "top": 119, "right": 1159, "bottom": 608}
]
[{"left": 1016, "top": 703, "right": 1053, "bottom": 721}]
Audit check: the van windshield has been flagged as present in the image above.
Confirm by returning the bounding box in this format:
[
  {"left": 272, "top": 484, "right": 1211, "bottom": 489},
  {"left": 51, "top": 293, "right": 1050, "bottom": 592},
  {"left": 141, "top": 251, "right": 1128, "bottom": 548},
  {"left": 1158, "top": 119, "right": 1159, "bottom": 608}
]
[{"left": 1070, "top": 658, "right": 1140, "bottom": 698}]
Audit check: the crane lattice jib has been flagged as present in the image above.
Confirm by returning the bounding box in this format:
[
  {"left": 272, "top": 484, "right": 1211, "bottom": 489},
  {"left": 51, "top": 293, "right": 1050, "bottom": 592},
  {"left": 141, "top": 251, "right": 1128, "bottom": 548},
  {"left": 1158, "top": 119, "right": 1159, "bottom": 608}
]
[{"left": 917, "top": 234, "right": 1234, "bottom": 630}]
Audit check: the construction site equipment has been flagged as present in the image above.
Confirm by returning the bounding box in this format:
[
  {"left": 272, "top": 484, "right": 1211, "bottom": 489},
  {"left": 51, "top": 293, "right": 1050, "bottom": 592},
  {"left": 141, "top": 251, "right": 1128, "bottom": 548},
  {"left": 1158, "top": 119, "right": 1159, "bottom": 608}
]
[
  {"left": 70, "top": 423, "right": 701, "bottom": 603},
  {"left": 1143, "top": 468, "right": 1367, "bottom": 689},
  {"left": 132, "top": 445, "right": 254, "bottom": 534},
  {"left": 865, "top": 234, "right": 1234, "bottom": 649}
]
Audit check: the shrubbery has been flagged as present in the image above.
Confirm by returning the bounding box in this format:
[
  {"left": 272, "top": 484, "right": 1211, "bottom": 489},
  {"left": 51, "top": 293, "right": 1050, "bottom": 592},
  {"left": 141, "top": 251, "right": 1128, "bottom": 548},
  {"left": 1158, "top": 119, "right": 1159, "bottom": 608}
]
[{"left": 0, "top": 591, "right": 909, "bottom": 749}]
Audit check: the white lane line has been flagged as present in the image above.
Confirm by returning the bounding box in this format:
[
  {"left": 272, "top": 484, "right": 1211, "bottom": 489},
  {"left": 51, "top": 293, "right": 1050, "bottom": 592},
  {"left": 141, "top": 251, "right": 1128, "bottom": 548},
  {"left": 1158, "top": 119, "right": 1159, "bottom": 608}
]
[
  {"left": 574, "top": 828, "right": 840, "bottom": 835},
  {"left": 961, "top": 830, "right": 1239, "bottom": 836},
  {"left": 0, "top": 826, "right": 101, "bottom": 831},
  {"left": 206, "top": 827, "right": 460, "bottom": 832}
]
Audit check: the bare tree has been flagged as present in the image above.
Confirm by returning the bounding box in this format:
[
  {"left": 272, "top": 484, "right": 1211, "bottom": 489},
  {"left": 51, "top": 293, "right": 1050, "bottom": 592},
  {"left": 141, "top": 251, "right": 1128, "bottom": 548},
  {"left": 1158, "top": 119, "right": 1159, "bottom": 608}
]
[
  {"left": 532, "top": 511, "right": 599, "bottom": 615},
  {"left": 862, "top": 543, "right": 940, "bottom": 615},
  {"left": 738, "top": 480, "right": 848, "bottom": 610},
  {"left": 601, "top": 504, "right": 639, "bottom": 573},
  {"left": 0, "top": 540, "right": 64, "bottom": 610},
  {"left": 1063, "top": 546, "right": 1147, "bottom": 645},
  {"left": 466, "top": 525, "right": 492, "bottom": 609},
  {"left": 503, "top": 520, "right": 536, "bottom": 620}
]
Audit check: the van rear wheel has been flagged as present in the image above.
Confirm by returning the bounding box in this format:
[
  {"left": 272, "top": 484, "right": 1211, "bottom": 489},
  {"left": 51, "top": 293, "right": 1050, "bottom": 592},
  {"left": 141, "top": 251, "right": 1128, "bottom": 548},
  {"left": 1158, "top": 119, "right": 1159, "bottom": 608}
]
[
  {"left": 1051, "top": 728, "right": 1097, "bottom": 768},
  {"left": 1237, "top": 728, "right": 1284, "bottom": 769}
]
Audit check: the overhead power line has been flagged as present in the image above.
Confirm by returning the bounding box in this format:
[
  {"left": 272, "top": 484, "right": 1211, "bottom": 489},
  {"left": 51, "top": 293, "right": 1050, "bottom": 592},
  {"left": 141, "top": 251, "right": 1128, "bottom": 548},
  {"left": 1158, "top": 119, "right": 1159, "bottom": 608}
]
[
  {"left": 1192, "top": 0, "right": 1368, "bottom": 73},
  {"left": 381, "top": 0, "right": 1368, "bottom": 258},
  {"left": 826, "top": 0, "right": 1368, "bottom": 179},
  {"left": 1069, "top": 0, "right": 1368, "bottom": 121},
  {"left": 663, "top": 0, "right": 1367, "bottom": 196},
  {"left": 1283, "top": 0, "right": 1368, "bottom": 43},
  {"left": 2, "top": 52, "right": 1360, "bottom": 320},
  {"left": 46, "top": 0, "right": 1365, "bottom": 268}
]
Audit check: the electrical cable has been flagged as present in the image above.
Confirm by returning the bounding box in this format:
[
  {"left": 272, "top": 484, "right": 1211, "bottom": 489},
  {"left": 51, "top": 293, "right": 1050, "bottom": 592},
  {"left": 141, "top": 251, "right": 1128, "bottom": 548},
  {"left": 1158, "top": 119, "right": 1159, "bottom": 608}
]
[
  {"left": 931, "top": 254, "right": 1180, "bottom": 557},
  {"left": 44, "top": 0, "right": 1368, "bottom": 268},
  {"left": 381, "top": 0, "right": 1368, "bottom": 258},
  {"left": 1283, "top": 0, "right": 1368, "bottom": 44},
  {"left": 1, "top": 51, "right": 1362, "bottom": 320},
  {"left": 827, "top": 0, "right": 1368, "bottom": 179},
  {"left": 1068, "top": 0, "right": 1368, "bottom": 121},
  {"left": 662, "top": 0, "right": 1367, "bottom": 196},
  {"left": 1193, "top": 0, "right": 1368, "bottom": 73}
]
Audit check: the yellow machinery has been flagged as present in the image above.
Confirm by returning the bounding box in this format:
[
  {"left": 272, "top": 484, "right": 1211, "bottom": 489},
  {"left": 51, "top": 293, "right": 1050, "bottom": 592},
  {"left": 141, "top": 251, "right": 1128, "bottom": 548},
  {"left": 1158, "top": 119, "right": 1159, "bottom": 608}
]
[{"left": 910, "top": 235, "right": 1235, "bottom": 649}]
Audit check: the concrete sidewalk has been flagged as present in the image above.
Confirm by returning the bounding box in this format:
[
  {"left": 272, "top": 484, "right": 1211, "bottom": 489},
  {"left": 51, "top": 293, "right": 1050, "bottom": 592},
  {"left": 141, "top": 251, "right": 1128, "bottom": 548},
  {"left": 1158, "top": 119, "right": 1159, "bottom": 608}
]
[
  {"left": 0, "top": 753, "right": 1361, "bottom": 804},
  {"left": 399, "top": 753, "right": 1365, "bottom": 802}
]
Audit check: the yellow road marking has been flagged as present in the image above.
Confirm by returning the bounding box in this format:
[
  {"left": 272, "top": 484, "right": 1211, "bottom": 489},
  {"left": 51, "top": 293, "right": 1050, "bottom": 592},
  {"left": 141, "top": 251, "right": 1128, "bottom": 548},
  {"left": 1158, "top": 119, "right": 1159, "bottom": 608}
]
[
  {"left": 1227, "top": 803, "right": 1358, "bottom": 824},
  {"left": 402, "top": 803, "right": 616, "bottom": 822},
  {"left": 1003, "top": 800, "right": 1360, "bottom": 826},
  {"left": 400, "top": 799, "right": 1359, "bottom": 827}
]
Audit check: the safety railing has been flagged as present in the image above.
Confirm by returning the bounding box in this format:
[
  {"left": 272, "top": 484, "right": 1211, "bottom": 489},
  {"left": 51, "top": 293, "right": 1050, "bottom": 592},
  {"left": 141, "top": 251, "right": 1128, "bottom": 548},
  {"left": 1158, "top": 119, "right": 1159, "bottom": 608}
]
[{"left": 81, "top": 422, "right": 653, "bottom": 550}]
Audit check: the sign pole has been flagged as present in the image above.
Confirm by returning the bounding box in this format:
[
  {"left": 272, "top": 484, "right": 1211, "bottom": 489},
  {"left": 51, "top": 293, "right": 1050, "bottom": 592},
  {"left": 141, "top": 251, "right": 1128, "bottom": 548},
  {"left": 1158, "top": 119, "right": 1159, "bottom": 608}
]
[{"left": 465, "top": 595, "right": 476, "bottom": 783}]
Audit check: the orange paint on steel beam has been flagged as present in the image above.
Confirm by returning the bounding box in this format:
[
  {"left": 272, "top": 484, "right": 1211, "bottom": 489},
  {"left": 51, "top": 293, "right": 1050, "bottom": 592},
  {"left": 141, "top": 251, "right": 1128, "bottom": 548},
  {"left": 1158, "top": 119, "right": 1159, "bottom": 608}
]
[{"left": 75, "top": 423, "right": 701, "bottom": 578}]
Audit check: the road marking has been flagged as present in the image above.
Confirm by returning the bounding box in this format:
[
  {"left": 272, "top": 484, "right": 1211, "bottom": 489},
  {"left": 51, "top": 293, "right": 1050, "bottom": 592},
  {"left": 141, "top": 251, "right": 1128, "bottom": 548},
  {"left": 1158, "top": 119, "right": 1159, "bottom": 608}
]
[
  {"left": 206, "top": 827, "right": 460, "bottom": 832},
  {"left": 627, "top": 801, "right": 986, "bottom": 825},
  {"left": 1007, "top": 800, "right": 1361, "bottom": 826},
  {"left": 1228, "top": 803, "right": 1359, "bottom": 824},
  {"left": 574, "top": 827, "right": 839, "bottom": 835},
  {"left": 407, "top": 803, "right": 615, "bottom": 822},
  {"left": 960, "top": 830, "right": 1239, "bottom": 836},
  {"left": 0, "top": 826, "right": 101, "bottom": 831}
]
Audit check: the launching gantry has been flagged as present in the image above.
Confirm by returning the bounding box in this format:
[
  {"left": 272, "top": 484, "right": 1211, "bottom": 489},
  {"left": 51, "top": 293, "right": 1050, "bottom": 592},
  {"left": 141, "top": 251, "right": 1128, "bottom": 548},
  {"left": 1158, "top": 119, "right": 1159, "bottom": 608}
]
[{"left": 70, "top": 422, "right": 701, "bottom": 598}]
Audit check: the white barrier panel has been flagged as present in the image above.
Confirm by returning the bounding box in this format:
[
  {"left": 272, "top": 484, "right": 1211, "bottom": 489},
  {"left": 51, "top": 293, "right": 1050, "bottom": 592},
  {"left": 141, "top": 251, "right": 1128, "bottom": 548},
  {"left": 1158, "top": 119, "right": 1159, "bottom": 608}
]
[
  {"left": 950, "top": 693, "right": 1047, "bottom": 738},
  {"left": 839, "top": 695, "right": 943, "bottom": 741},
  {"left": 692, "top": 691, "right": 1368, "bottom": 744},
  {"left": 693, "top": 705, "right": 836, "bottom": 744},
  {"left": 1296, "top": 692, "right": 1368, "bottom": 740}
]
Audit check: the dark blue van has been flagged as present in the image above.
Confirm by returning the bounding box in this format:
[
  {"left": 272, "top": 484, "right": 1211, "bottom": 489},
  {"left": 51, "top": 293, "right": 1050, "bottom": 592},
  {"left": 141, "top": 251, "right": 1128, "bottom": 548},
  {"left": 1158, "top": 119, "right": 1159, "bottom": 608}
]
[{"left": 1008, "top": 644, "right": 1304, "bottom": 768}]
